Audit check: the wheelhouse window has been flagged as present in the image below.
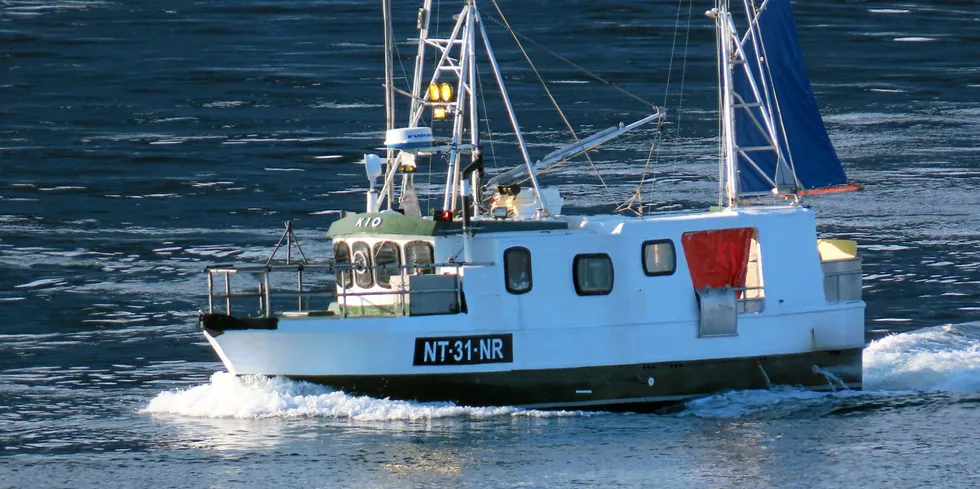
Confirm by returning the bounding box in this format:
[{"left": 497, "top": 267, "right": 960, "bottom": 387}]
[
  {"left": 405, "top": 241, "right": 434, "bottom": 275},
  {"left": 504, "top": 247, "right": 532, "bottom": 294},
  {"left": 351, "top": 241, "right": 374, "bottom": 288},
  {"left": 642, "top": 240, "right": 676, "bottom": 276},
  {"left": 574, "top": 254, "right": 614, "bottom": 296},
  {"left": 373, "top": 241, "right": 401, "bottom": 288},
  {"left": 333, "top": 241, "right": 353, "bottom": 289}
]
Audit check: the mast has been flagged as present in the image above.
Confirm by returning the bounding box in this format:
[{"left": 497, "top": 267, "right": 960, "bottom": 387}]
[
  {"left": 444, "top": 4, "right": 474, "bottom": 212},
  {"left": 374, "top": 0, "right": 657, "bottom": 219},
  {"left": 398, "top": 0, "right": 547, "bottom": 217},
  {"left": 474, "top": 7, "right": 549, "bottom": 215},
  {"left": 713, "top": 1, "right": 738, "bottom": 208},
  {"left": 381, "top": 0, "right": 396, "bottom": 210},
  {"left": 710, "top": 0, "right": 803, "bottom": 207}
]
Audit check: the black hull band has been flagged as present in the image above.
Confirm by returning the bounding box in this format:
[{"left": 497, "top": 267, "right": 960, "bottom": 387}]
[
  {"left": 285, "top": 349, "right": 863, "bottom": 412},
  {"left": 200, "top": 313, "right": 278, "bottom": 336}
]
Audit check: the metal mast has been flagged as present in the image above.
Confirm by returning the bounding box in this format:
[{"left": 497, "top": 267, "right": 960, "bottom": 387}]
[
  {"left": 394, "top": 0, "right": 547, "bottom": 216},
  {"left": 381, "top": 0, "right": 397, "bottom": 210},
  {"left": 712, "top": 0, "right": 738, "bottom": 208},
  {"left": 710, "top": 0, "right": 802, "bottom": 208}
]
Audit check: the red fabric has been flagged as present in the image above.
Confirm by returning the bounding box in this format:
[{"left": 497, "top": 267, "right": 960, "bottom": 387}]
[{"left": 681, "top": 228, "right": 755, "bottom": 293}]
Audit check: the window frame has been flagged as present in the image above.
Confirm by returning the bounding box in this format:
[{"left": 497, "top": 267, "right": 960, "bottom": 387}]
[
  {"left": 350, "top": 241, "right": 374, "bottom": 289},
  {"left": 573, "top": 253, "right": 615, "bottom": 296},
  {"left": 404, "top": 240, "right": 435, "bottom": 275},
  {"left": 503, "top": 246, "right": 533, "bottom": 295},
  {"left": 333, "top": 241, "right": 353, "bottom": 289},
  {"left": 641, "top": 239, "right": 677, "bottom": 277},
  {"left": 372, "top": 241, "right": 402, "bottom": 289}
]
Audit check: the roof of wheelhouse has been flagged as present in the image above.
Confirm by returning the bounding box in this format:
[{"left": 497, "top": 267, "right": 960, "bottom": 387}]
[{"left": 326, "top": 212, "right": 569, "bottom": 238}]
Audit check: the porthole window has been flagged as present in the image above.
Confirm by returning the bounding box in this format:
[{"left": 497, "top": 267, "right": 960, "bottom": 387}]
[
  {"left": 573, "top": 254, "right": 614, "bottom": 296},
  {"left": 405, "top": 241, "right": 434, "bottom": 275},
  {"left": 642, "top": 240, "right": 676, "bottom": 276},
  {"left": 351, "top": 241, "right": 374, "bottom": 289},
  {"left": 373, "top": 241, "right": 401, "bottom": 288},
  {"left": 504, "top": 247, "right": 532, "bottom": 295},
  {"left": 333, "top": 241, "right": 353, "bottom": 289}
]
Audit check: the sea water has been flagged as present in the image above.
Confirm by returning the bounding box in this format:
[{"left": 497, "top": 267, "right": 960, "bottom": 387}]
[{"left": 2, "top": 0, "right": 980, "bottom": 487}]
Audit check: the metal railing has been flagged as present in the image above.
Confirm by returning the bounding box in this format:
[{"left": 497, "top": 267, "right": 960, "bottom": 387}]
[
  {"left": 821, "top": 258, "right": 862, "bottom": 303},
  {"left": 734, "top": 286, "right": 765, "bottom": 314},
  {"left": 205, "top": 261, "right": 482, "bottom": 319}
]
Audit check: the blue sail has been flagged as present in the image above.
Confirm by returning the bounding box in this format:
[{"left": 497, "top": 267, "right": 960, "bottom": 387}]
[{"left": 732, "top": 0, "right": 847, "bottom": 193}]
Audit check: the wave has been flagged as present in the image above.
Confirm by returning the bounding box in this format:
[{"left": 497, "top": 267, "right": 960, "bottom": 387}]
[{"left": 863, "top": 322, "right": 980, "bottom": 392}]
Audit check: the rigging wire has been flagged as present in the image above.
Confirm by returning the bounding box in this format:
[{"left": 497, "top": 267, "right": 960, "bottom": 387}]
[
  {"left": 480, "top": 14, "right": 659, "bottom": 109},
  {"left": 619, "top": 0, "right": 694, "bottom": 216},
  {"left": 475, "top": 62, "right": 499, "bottom": 173},
  {"left": 424, "top": 0, "right": 442, "bottom": 216},
  {"left": 487, "top": 0, "right": 619, "bottom": 207}
]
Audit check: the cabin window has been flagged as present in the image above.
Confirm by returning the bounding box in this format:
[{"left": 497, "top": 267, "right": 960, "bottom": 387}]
[
  {"left": 504, "top": 247, "right": 532, "bottom": 294},
  {"left": 405, "top": 241, "right": 435, "bottom": 275},
  {"left": 373, "top": 241, "right": 401, "bottom": 288},
  {"left": 642, "top": 240, "right": 676, "bottom": 276},
  {"left": 351, "top": 241, "right": 374, "bottom": 289},
  {"left": 574, "top": 254, "right": 614, "bottom": 296},
  {"left": 334, "top": 242, "right": 353, "bottom": 289}
]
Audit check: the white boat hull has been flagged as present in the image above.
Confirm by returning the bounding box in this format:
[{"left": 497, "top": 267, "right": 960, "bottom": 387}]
[{"left": 203, "top": 301, "right": 864, "bottom": 409}]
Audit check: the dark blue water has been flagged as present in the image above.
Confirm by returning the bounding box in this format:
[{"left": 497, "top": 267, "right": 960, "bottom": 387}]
[{"left": 2, "top": 1, "right": 980, "bottom": 487}]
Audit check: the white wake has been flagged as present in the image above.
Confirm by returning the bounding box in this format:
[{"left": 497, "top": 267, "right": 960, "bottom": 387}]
[
  {"left": 683, "top": 322, "right": 980, "bottom": 418},
  {"left": 143, "top": 371, "right": 586, "bottom": 420},
  {"left": 863, "top": 322, "right": 980, "bottom": 392}
]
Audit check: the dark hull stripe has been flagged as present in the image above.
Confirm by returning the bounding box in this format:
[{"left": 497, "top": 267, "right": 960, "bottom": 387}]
[
  {"left": 518, "top": 382, "right": 863, "bottom": 411},
  {"left": 285, "top": 349, "right": 862, "bottom": 412}
]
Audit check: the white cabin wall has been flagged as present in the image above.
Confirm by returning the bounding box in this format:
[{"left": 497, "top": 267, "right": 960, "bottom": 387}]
[
  {"left": 461, "top": 236, "right": 504, "bottom": 329},
  {"left": 487, "top": 230, "right": 661, "bottom": 331},
  {"left": 433, "top": 235, "right": 464, "bottom": 264},
  {"left": 741, "top": 208, "right": 827, "bottom": 313},
  {"left": 617, "top": 227, "right": 698, "bottom": 325}
]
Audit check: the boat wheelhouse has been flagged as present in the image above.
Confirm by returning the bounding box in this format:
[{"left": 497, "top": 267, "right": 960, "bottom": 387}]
[{"left": 198, "top": 0, "right": 865, "bottom": 410}]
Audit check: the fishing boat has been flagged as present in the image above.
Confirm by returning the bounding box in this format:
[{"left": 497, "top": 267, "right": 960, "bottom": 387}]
[{"left": 198, "top": 0, "right": 865, "bottom": 411}]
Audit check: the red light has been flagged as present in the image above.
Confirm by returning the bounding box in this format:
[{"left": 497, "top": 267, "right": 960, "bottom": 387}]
[{"left": 440, "top": 210, "right": 453, "bottom": 221}]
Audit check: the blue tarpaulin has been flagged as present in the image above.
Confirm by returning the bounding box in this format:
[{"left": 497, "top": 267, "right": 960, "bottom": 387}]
[{"left": 732, "top": 0, "right": 848, "bottom": 193}]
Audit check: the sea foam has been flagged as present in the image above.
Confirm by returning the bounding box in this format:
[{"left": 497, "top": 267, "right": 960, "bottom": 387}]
[
  {"left": 683, "top": 322, "right": 980, "bottom": 418},
  {"left": 143, "top": 371, "right": 586, "bottom": 420},
  {"left": 863, "top": 322, "right": 980, "bottom": 392}
]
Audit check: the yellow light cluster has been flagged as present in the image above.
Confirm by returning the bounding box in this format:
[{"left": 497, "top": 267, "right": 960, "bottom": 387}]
[
  {"left": 428, "top": 83, "right": 454, "bottom": 102},
  {"left": 428, "top": 82, "right": 454, "bottom": 120}
]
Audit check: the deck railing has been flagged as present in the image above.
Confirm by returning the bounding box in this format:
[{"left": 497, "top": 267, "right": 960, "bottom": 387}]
[
  {"left": 821, "top": 258, "right": 862, "bottom": 303},
  {"left": 204, "top": 262, "right": 482, "bottom": 319}
]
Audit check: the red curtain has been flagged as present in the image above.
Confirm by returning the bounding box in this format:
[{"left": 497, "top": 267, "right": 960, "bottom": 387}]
[{"left": 681, "top": 228, "right": 755, "bottom": 293}]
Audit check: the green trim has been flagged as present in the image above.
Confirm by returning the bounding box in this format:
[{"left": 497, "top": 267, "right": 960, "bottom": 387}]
[
  {"left": 326, "top": 212, "right": 568, "bottom": 238},
  {"left": 327, "top": 213, "right": 441, "bottom": 237}
]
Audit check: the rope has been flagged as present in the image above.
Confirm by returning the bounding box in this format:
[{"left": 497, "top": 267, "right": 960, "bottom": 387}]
[{"left": 487, "top": 0, "right": 618, "bottom": 207}]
